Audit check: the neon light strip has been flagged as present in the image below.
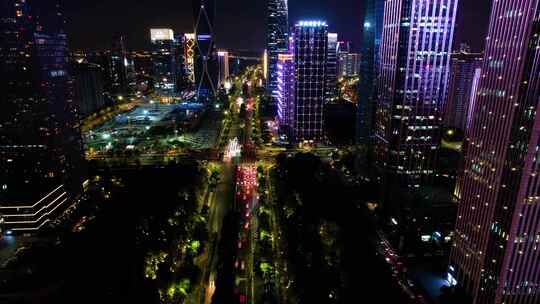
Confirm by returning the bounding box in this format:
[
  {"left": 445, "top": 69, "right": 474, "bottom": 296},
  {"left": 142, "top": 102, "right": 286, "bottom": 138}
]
[
  {"left": 5, "top": 197, "right": 68, "bottom": 225},
  {"left": 0, "top": 185, "right": 63, "bottom": 209},
  {"left": 11, "top": 220, "right": 50, "bottom": 231},
  {"left": 3, "top": 192, "right": 67, "bottom": 217}
]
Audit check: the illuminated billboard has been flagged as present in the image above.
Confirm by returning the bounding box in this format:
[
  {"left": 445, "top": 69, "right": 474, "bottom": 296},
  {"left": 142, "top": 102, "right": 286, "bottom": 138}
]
[{"left": 150, "top": 28, "right": 174, "bottom": 41}]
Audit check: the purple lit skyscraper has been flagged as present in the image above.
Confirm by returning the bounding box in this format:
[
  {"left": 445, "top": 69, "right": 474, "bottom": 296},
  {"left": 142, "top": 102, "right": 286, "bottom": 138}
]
[
  {"left": 277, "top": 54, "right": 295, "bottom": 139},
  {"left": 450, "top": 1, "right": 540, "bottom": 303},
  {"left": 375, "top": 0, "right": 458, "bottom": 187}
]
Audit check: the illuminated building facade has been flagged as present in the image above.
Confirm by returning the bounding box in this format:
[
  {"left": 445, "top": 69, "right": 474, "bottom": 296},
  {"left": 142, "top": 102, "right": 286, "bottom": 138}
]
[
  {"left": 338, "top": 52, "right": 361, "bottom": 77},
  {"left": 445, "top": 49, "right": 483, "bottom": 131},
  {"left": 450, "top": 1, "right": 540, "bottom": 303},
  {"left": 276, "top": 54, "right": 295, "bottom": 138},
  {"left": 358, "top": 0, "right": 384, "bottom": 143},
  {"left": 217, "top": 50, "right": 230, "bottom": 87},
  {"left": 375, "top": 0, "right": 458, "bottom": 187},
  {"left": 266, "top": 0, "right": 289, "bottom": 103},
  {"left": 293, "top": 21, "right": 328, "bottom": 142},
  {"left": 326, "top": 33, "right": 339, "bottom": 102},
  {"left": 150, "top": 28, "right": 178, "bottom": 96},
  {"left": 0, "top": 0, "right": 85, "bottom": 232},
  {"left": 263, "top": 50, "right": 268, "bottom": 80},
  {"left": 193, "top": 0, "right": 218, "bottom": 98},
  {"left": 337, "top": 41, "right": 352, "bottom": 54},
  {"left": 109, "top": 35, "right": 130, "bottom": 96},
  {"left": 183, "top": 33, "right": 196, "bottom": 84},
  {"left": 466, "top": 67, "right": 481, "bottom": 132}
]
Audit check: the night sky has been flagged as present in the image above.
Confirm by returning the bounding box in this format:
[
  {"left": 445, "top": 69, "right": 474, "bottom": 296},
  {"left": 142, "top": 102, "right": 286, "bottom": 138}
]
[{"left": 64, "top": 0, "right": 492, "bottom": 53}]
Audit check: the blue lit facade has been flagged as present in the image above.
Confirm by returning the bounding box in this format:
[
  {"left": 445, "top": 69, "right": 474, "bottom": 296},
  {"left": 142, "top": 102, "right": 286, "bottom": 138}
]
[{"left": 293, "top": 21, "right": 328, "bottom": 142}]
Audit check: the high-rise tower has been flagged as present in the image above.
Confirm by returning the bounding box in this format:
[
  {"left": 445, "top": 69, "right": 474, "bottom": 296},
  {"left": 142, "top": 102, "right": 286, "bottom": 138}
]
[
  {"left": 338, "top": 52, "right": 361, "bottom": 77},
  {"left": 109, "top": 35, "right": 130, "bottom": 96},
  {"left": 292, "top": 21, "right": 328, "bottom": 142},
  {"left": 217, "top": 50, "right": 230, "bottom": 87},
  {"left": 193, "top": 0, "right": 217, "bottom": 99},
  {"left": 450, "top": 1, "right": 540, "bottom": 303},
  {"left": 277, "top": 53, "right": 295, "bottom": 139},
  {"left": 375, "top": 0, "right": 458, "bottom": 187},
  {"left": 0, "top": 0, "right": 85, "bottom": 232},
  {"left": 358, "top": 0, "right": 384, "bottom": 144},
  {"left": 150, "top": 28, "right": 178, "bottom": 97},
  {"left": 326, "top": 33, "right": 339, "bottom": 102},
  {"left": 183, "top": 33, "right": 197, "bottom": 85},
  {"left": 266, "top": 0, "right": 289, "bottom": 103},
  {"left": 445, "top": 49, "right": 483, "bottom": 132}
]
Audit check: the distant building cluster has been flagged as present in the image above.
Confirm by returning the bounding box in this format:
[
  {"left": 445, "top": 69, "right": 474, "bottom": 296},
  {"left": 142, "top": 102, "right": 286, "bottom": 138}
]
[
  {"left": 267, "top": 12, "right": 356, "bottom": 144},
  {"left": 0, "top": 0, "right": 239, "bottom": 233},
  {"left": 337, "top": 47, "right": 360, "bottom": 78},
  {"left": 265, "top": 2, "right": 363, "bottom": 145}
]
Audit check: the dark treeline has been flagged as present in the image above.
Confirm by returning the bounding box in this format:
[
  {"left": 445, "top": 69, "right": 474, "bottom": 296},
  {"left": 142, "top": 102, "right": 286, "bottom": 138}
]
[{"left": 273, "top": 152, "right": 410, "bottom": 303}]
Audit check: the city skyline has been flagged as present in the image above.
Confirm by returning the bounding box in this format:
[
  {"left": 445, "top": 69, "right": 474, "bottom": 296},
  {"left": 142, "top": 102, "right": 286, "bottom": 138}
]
[
  {"left": 63, "top": 0, "right": 492, "bottom": 53},
  {"left": 3, "top": 1, "right": 539, "bottom": 304}
]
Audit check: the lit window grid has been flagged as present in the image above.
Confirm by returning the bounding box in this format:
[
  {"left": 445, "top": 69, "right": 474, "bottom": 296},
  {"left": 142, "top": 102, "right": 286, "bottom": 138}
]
[
  {"left": 450, "top": 0, "right": 540, "bottom": 302},
  {"left": 293, "top": 24, "right": 328, "bottom": 142},
  {"left": 375, "top": 0, "right": 458, "bottom": 182},
  {"left": 277, "top": 56, "right": 295, "bottom": 131},
  {"left": 266, "top": 0, "right": 289, "bottom": 98}
]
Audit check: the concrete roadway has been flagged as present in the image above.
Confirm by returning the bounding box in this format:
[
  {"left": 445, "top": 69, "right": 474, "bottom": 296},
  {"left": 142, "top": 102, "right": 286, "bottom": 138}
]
[
  {"left": 200, "top": 67, "right": 265, "bottom": 304},
  {"left": 200, "top": 95, "right": 243, "bottom": 304},
  {"left": 200, "top": 160, "right": 234, "bottom": 304}
]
